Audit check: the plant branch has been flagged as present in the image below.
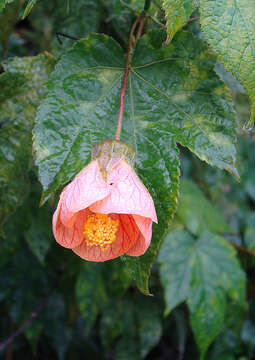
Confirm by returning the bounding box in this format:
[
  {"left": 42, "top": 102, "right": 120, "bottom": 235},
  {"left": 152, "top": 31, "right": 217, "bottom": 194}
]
[
  {"left": 230, "top": 242, "right": 255, "bottom": 258},
  {"left": 188, "top": 16, "right": 200, "bottom": 23},
  {"left": 0, "top": 280, "right": 58, "bottom": 353},
  {"left": 115, "top": 12, "right": 145, "bottom": 140}
]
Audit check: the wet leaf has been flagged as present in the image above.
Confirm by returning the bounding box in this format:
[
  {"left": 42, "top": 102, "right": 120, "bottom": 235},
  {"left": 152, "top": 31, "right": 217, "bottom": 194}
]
[
  {"left": 199, "top": 0, "right": 255, "bottom": 126},
  {"left": 159, "top": 229, "right": 246, "bottom": 358},
  {"left": 34, "top": 30, "right": 238, "bottom": 294}
]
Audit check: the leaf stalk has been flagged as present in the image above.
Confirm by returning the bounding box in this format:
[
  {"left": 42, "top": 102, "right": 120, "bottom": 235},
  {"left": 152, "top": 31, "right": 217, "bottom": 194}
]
[{"left": 115, "top": 12, "right": 145, "bottom": 140}]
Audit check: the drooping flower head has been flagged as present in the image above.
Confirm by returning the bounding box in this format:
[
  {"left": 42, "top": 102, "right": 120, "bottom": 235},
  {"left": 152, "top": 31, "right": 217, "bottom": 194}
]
[{"left": 53, "top": 140, "right": 157, "bottom": 262}]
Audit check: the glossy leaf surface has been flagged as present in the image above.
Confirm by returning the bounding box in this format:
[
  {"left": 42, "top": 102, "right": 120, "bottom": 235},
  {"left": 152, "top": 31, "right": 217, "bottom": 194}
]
[
  {"left": 34, "top": 30, "right": 238, "bottom": 293},
  {"left": 159, "top": 229, "right": 246, "bottom": 358},
  {"left": 199, "top": 0, "right": 255, "bottom": 125}
]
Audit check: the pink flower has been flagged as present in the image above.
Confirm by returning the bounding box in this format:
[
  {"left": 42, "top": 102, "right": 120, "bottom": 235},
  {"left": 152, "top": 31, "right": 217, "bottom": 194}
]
[{"left": 52, "top": 141, "right": 157, "bottom": 262}]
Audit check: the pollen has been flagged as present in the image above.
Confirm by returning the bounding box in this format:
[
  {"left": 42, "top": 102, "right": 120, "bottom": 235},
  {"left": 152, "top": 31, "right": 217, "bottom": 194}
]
[{"left": 83, "top": 213, "right": 119, "bottom": 251}]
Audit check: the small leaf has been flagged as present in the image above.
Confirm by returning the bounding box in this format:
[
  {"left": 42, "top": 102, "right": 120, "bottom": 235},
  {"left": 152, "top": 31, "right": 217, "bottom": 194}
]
[
  {"left": 34, "top": 30, "right": 238, "bottom": 293},
  {"left": 199, "top": 0, "right": 255, "bottom": 125},
  {"left": 0, "top": 53, "right": 56, "bottom": 230},
  {"left": 158, "top": 229, "right": 246, "bottom": 357},
  {"left": 177, "top": 179, "right": 232, "bottom": 236},
  {"left": 162, "top": 0, "right": 198, "bottom": 41},
  {"left": 22, "top": 0, "right": 38, "bottom": 19}
]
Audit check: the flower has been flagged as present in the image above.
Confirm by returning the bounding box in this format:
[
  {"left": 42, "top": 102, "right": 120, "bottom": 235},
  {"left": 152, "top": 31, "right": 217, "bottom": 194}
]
[{"left": 52, "top": 140, "right": 157, "bottom": 262}]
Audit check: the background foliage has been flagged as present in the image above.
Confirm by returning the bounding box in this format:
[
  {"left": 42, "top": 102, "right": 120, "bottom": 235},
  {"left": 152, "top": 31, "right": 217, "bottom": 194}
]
[{"left": 0, "top": 0, "right": 255, "bottom": 359}]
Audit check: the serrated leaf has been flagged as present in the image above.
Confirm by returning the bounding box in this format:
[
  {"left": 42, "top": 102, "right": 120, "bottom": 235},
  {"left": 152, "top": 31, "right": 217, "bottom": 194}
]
[
  {"left": 176, "top": 179, "right": 232, "bottom": 235},
  {"left": 162, "top": 0, "right": 199, "bottom": 41},
  {"left": 158, "top": 229, "right": 246, "bottom": 358},
  {"left": 199, "top": 0, "right": 255, "bottom": 126},
  {"left": 0, "top": 53, "right": 56, "bottom": 230},
  {"left": 34, "top": 30, "right": 238, "bottom": 294}
]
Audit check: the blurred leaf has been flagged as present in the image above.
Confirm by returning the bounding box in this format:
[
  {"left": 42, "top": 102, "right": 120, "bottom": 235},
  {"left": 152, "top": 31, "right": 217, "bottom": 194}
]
[
  {"left": 34, "top": 30, "right": 238, "bottom": 294},
  {"left": 0, "top": 0, "right": 23, "bottom": 56},
  {"left": 21, "top": 0, "right": 38, "bottom": 19},
  {"left": 30, "top": 0, "right": 101, "bottom": 51},
  {"left": 244, "top": 212, "right": 255, "bottom": 251},
  {"left": 199, "top": 0, "right": 255, "bottom": 126},
  {"left": 0, "top": 0, "right": 14, "bottom": 12},
  {"left": 100, "top": 295, "right": 162, "bottom": 359},
  {"left": 241, "top": 320, "right": 255, "bottom": 353},
  {"left": 159, "top": 229, "right": 246, "bottom": 358},
  {"left": 43, "top": 292, "right": 73, "bottom": 360},
  {"left": 162, "top": 0, "right": 198, "bottom": 41},
  {"left": 0, "top": 53, "right": 56, "bottom": 231},
  {"left": 76, "top": 260, "right": 131, "bottom": 333},
  {"left": 76, "top": 263, "right": 107, "bottom": 332},
  {"left": 24, "top": 208, "right": 52, "bottom": 264},
  {"left": 176, "top": 179, "right": 232, "bottom": 236}
]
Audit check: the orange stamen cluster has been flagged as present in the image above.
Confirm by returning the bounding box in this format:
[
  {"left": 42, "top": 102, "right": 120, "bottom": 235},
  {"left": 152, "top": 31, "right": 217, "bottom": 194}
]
[{"left": 83, "top": 213, "right": 119, "bottom": 251}]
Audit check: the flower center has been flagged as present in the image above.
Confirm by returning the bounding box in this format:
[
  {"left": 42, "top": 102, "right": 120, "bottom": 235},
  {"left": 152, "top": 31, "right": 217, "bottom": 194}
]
[{"left": 83, "top": 213, "right": 119, "bottom": 251}]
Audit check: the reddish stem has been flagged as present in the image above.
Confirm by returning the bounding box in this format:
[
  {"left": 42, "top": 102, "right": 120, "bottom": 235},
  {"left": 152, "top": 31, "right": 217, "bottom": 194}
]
[
  {"left": 136, "top": 18, "right": 145, "bottom": 39},
  {"left": 115, "top": 54, "right": 130, "bottom": 141},
  {"left": 115, "top": 12, "right": 145, "bottom": 140},
  {"left": 188, "top": 16, "right": 200, "bottom": 23}
]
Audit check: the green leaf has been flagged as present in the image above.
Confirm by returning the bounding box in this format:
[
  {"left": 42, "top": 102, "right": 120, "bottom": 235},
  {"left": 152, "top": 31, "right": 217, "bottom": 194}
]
[
  {"left": 100, "top": 295, "right": 162, "bottom": 359},
  {"left": 76, "top": 260, "right": 132, "bottom": 332},
  {"left": 244, "top": 212, "right": 255, "bottom": 251},
  {"left": 76, "top": 263, "right": 107, "bottom": 332},
  {"left": 0, "top": 53, "right": 56, "bottom": 231},
  {"left": 158, "top": 229, "right": 246, "bottom": 358},
  {"left": 0, "top": 0, "right": 23, "bottom": 54},
  {"left": 177, "top": 179, "right": 232, "bottom": 235},
  {"left": 199, "top": 0, "right": 255, "bottom": 126},
  {"left": 30, "top": 0, "right": 101, "bottom": 51},
  {"left": 0, "top": 0, "right": 14, "bottom": 12},
  {"left": 24, "top": 209, "right": 52, "bottom": 264},
  {"left": 162, "top": 0, "right": 198, "bottom": 41},
  {"left": 34, "top": 30, "right": 238, "bottom": 294},
  {"left": 22, "top": 0, "right": 38, "bottom": 19}
]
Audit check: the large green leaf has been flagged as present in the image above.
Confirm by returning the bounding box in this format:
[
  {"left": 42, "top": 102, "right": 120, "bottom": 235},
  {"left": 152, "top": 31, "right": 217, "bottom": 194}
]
[
  {"left": 176, "top": 179, "right": 232, "bottom": 235},
  {"left": 199, "top": 0, "right": 255, "bottom": 126},
  {"left": 34, "top": 30, "right": 238, "bottom": 293},
  {"left": 158, "top": 229, "right": 246, "bottom": 358},
  {"left": 0, "top": 53, "right": 56, "bottom": 230},
  {"left": 162, "top": 0, "right": 198, "bottom": 41}
]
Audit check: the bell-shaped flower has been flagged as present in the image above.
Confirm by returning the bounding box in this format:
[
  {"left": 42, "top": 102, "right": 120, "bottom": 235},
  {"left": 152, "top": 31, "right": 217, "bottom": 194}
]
[{"left": 52, "top": 140, "right": 157, "bottom": 262}]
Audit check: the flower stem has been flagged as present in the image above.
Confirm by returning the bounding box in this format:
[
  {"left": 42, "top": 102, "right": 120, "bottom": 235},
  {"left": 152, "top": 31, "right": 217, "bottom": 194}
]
[{"left": 115, "top": 12, "right": 145, "bottom": 140}]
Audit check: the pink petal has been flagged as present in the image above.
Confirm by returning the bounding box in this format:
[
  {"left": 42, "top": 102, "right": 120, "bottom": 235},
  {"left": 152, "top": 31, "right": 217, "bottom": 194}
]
[
  {"left": 72, "top": 214, "right": 139, "bottom": 262},
  {"left": 53, "top": 206, "right": 87, "bottom": 248},
  {"left": 126, "top": 215, "right": 152, "bottom": 256},
  {"left": 59, "top": 160, "right": 109, "bottom": 227},
  {"left": 89, "top": 160, "right": 157, "bottom": 223}
]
